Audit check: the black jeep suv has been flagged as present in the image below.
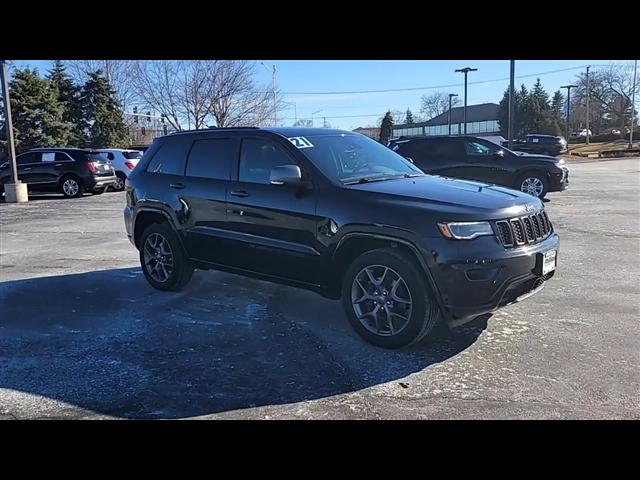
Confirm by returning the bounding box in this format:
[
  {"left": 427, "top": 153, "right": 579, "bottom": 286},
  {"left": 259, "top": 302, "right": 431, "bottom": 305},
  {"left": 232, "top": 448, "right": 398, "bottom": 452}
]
[
  {"left": 388, "top": 135, "right": 569, "bottom": 198},
  {"left": 124, "top": 128, "right": 559, "bottom": 348},
  {"left": 0, "top": 147, "right": 117, "bottom": 198},
  {"left": 505, "top": 134, "right": 568, "bottom": 157}
]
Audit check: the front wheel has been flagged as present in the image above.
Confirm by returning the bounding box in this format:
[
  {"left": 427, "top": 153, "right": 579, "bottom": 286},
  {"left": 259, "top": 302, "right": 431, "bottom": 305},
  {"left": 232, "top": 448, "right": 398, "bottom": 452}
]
[
  {"left": 140, "top": 222, "right": 194, "bottom": 291},
  {"left": 517, "top": 172, "right": 547, "bottom": 198},
  {"left": 341, "top": 248, "right": 442, "bottom": 349}
]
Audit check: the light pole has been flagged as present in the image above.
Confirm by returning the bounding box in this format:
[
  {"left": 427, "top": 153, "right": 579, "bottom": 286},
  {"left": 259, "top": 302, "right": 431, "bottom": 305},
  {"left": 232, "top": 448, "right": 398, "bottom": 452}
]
[
  {"left": 448, "top": 93, "right": 458, "bottom": 135},
  {"left": 508, "top": 60, "right": 515, "bottom": 150},
  {"left": 311, "top": 110, "right": 322, "bottom": 127},
  {"left": 261, "top": 62, "right": 277, "bottom": 126},
  {"left": 629, "top": 59, "right": 637, "bottom": 149},
  {"left": 561, "top": 84, "right": 578, "bottom": 140},
  {"left": 586, "top": 65, "right": 590, "bottom": 145},
  {"left": 0, "top": 60, "right": 27, "bottom": 203},
  {"left": 455, "top": 66, "right": 477, "bottom": 135}
]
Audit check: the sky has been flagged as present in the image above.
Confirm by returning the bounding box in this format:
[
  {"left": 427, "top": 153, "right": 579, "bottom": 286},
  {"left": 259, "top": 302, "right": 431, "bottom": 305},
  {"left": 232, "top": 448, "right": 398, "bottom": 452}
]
[{"left": 13, "top": 59, "right": 630, "bottom": 130}]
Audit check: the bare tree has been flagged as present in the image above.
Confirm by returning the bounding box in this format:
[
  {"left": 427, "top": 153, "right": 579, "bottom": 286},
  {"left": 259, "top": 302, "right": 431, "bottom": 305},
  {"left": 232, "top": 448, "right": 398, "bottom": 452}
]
[
  {"left": 208, "top": 61, "right": 284, "bottom": 127},
  {"left": 66, "top": 60, "right": 137, "bottom": 111},
  {"left": 130, "top": 60, "right": 185, "bottom": 130},
  {"left": 420, "top": 91, "right": 460, "bottom": 120},
  {"left": 573, "top": 62, "right": 640, "bottom": 132}
]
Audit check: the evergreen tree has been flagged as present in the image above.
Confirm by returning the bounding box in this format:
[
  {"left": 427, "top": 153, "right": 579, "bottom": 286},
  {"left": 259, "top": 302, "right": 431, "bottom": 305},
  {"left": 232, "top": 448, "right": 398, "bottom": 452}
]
[
  {"left": 80, "top": 70, "right": 128, "bottom": 148},
  {"left": 8, "top": 68, "right": 72, "bottom": 151},
  {"left": 47, "top": 60, "right": 83, "bottom": 145},
  {"left": 379, "top": 111, "right": 394, "bottom": 144},
  {"left": 549, "top": 90, "right": 565, "bottom": 135},
  {"left": 405, "top": 108, "right": 415, "bottom": 124}
]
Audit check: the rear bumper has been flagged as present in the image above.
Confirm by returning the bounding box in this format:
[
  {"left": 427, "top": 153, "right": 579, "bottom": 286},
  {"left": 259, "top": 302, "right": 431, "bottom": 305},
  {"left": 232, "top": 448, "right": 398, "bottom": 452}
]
[
  {"left": 85, "top": 175, "right": 117, "bottom": 191},
  {"left": 422, "top": 233, "right": 560, "bottom": 324},
  {"left": 124, "top": 205, "right": 134, "bottom": 246}
]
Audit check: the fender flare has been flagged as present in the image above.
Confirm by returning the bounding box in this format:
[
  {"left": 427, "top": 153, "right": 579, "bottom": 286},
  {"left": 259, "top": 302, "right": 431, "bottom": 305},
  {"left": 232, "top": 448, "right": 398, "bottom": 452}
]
[{"left": 332, "top": 232, "right": 448, "bottom": 316}]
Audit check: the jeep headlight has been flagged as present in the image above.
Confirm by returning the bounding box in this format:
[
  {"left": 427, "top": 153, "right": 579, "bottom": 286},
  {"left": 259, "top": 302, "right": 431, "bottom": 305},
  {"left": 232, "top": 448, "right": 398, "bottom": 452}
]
[{"left": 437, "top": 221, "right": 494, "bottom": 240}]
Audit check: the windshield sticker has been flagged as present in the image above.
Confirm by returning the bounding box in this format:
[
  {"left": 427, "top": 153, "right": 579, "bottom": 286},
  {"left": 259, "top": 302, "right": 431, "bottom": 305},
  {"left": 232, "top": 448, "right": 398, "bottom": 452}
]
[{"left": 288, "top": 137, "right": 314, "bottom": 149}]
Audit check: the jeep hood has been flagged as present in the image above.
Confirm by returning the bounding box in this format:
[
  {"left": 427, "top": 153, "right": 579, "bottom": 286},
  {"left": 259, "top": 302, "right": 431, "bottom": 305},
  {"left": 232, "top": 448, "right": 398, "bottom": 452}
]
[{"left": 347, "top": 175, "right": 542, "bottom": 217}]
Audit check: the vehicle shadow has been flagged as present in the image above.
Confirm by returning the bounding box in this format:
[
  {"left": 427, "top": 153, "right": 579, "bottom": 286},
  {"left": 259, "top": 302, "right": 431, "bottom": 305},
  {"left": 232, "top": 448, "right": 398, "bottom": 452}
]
[{"left": 0, "top": 267, "right": 488, "bottom": 419}]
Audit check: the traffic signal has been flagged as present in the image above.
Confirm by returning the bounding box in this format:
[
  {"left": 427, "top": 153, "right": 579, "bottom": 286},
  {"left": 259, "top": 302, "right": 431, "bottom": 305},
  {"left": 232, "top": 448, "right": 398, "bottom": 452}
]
[
  {"left": 147, "top": 112, "right": 152, "bottom": 123},
  {"left": 141, "top": 126, "right": 146, "bottom": 136},
  {"left": 133, "top": 106, "right": 138, "bottom": 124}
]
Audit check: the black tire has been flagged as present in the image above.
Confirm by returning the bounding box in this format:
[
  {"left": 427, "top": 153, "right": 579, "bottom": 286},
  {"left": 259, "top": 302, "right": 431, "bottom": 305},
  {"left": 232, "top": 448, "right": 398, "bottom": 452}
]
[
  {"left": 341, "top": 248, "right": 442, "bottom": 349},
  {"left": 139, "top": 222, "right": 194, "bottom": 291},
  {"left": 516, "top": 171, "right": 548, "bottom": 199},
  {"left": 59, "top": 175, "right": 84, "bottom": 198},
  {"left": 92, "top": 189, "right": 105, "bottom": 195},
  {"left": 112, "top": 172, "right": 126, "bottom": 192}
]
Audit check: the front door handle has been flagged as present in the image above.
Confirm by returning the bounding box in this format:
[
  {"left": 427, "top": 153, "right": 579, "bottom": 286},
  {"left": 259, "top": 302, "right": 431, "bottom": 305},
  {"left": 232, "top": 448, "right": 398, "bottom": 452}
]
[
  {"left": 230, "top": 190, "right": 249, "bottom": 198},
  {"left": 170, "top": 182, "right": 185, "bottom": 190},
  {"left": 23, "top": 167, "right": 32, "bottom": 171}
]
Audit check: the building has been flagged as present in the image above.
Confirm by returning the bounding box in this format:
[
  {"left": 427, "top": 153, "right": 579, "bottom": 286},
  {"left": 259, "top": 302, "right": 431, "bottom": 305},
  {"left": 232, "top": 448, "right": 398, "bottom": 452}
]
[
  {"left": 353, "top": 127, "right": 381, "bottom": 140},
  {"left": 392, "top": 103, "right": 500, "bottom": 138}
]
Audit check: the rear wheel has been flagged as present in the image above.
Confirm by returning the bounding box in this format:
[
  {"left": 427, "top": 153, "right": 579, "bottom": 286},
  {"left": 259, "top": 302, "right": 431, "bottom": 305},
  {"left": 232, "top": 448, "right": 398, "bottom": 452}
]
[
  {"left": 112, "top": 172, "right": 126, "bottom": 191},
  {"left": 341, "top": 248, "right": 441, "bottom": 349},
  {"left": 140, "top": 222, "right": 194, "bottom": 291},
  {"left": 60, "top": 175, "right": 84, "bottom": 198}
]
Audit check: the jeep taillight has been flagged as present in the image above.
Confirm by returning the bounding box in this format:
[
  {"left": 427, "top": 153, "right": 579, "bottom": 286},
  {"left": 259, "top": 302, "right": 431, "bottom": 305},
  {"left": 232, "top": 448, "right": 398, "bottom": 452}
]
[
  {"left": 125, "top": 161, "right": 135, "bottom": 170},
  {"left": 86, "top": 162, "right": 98, "bottom": 173}
]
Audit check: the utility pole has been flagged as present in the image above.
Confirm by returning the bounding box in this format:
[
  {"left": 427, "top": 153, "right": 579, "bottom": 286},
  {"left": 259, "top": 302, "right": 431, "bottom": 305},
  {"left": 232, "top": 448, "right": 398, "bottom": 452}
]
[
  {"left": 448, "top": 93, "right": 458, "bottom": 135},
  {"left": 455, "top": 67, "right": 478, "bottom": 135},
  {"left": 560, "top": 84, "right": 578, "bottom": 140},
  {"left": 311, "top": 110, "right": 322, "bottom": 128},
  {"left": 323, "top": 117, "right": 327, "bottom": 128},
  {"left": 586, "top": 66, "right": 590, "bottom": 145},
  {"left": 508, "top": 60, "right": 515, "bottom": 150},
  {"left": 0, "top": 60, "right": 27, "bottom": 203},
  {"left": 261, "top": 62, "right": 278, "bottom": 126},
  {"left": 630, "top": 59, "right": 637, "bottom": 149}
]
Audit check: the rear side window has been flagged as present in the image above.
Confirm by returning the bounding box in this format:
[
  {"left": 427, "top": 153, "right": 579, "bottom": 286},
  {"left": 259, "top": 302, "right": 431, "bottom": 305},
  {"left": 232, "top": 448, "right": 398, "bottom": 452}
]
[
  {"left": 185, "top": 138, "right": 237, "bottom": 180},
  {"left": 146, "top": 138, "right": 191, "bottom": 175},
  {"left": 428, "top": 139, "right": 464, "bottom": 158},
  {"left": 123, "top": 151, "right": 142, "bottom": 159}
]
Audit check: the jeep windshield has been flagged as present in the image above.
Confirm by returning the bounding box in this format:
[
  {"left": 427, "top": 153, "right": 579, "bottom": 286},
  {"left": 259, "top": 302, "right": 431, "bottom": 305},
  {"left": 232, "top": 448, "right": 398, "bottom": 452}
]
[{"left": 296, "top": 134, "right": 424, "bottom": 185}]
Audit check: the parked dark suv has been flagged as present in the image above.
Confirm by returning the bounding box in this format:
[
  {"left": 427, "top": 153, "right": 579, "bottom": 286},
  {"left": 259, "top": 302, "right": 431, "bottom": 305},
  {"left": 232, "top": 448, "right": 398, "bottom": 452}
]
[
  {"left": 388, "top": 135, "right": 569, "bottom": 198},
  {"left": 0, "top": 148, "right": 117, "bottom": 198},
  {"left": 124, "top": 128, "right": 559, "bottom": 348},
  {"left": 504, "top": 134, "right": 568, "bottom": 157}
]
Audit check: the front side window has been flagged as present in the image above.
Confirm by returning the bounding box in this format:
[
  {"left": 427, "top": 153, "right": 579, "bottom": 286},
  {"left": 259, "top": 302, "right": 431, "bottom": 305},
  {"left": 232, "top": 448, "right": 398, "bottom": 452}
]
[
  {"left": 464, "top": 139, "right": 499, "bottom": 156},
  {"left": 298, "top": 134, "right": 422, "bottom": 184},
  {"left": 17, "top": 153, "right": 41, "bottom": 165},
  {"left": 239, "top": 138, "right": 295, "bottom": 184}
]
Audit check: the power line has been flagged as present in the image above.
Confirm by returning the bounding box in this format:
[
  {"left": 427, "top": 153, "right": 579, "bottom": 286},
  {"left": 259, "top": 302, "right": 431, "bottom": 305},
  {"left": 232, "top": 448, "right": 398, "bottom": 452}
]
[{"left": 279, "top": 65, "right": 614, "bottom": 96}]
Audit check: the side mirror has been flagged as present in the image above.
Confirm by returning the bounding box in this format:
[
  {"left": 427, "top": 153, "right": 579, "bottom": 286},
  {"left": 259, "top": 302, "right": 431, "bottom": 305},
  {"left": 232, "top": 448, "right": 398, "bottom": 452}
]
[
  {"left": 270, "top": 165, "right": 304, "bottom": 186},
  {"left": 404, "top": 156, "right": 415, "bottom": 164},
  {"left": 493, "top": 149, "right": 505, "bottom": 157}
]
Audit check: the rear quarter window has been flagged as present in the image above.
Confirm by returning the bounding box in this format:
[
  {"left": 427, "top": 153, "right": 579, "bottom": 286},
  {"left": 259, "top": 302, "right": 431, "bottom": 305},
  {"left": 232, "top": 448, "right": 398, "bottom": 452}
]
[{"left": 146, "top": 138, "right": 192, "bottom": 175}]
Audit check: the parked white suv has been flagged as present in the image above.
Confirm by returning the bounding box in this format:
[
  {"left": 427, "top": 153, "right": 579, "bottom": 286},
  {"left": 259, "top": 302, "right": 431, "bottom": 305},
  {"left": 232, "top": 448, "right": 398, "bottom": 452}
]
[{"left": 95, "top": 149, "right": 143, "bottom": 191}]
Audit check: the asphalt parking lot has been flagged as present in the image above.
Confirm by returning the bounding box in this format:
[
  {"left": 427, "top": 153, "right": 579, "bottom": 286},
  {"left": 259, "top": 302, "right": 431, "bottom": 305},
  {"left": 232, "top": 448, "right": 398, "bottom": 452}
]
[{"left": 1, "top": 158, "right": 639, "bottom": 419}]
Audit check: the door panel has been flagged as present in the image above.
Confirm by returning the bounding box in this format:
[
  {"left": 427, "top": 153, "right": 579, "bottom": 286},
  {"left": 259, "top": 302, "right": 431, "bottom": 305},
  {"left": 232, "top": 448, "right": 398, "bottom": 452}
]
[
  {"left": 224, "top": 136, "right": 323, "bottom": 285},
  {"left": 460, "top": 138, "right": 511, "bottom": 185}
]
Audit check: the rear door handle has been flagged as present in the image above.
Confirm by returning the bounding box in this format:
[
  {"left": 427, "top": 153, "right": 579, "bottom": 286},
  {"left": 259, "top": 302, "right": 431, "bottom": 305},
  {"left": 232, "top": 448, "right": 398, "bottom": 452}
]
[
  {"left": 23, "top": 167, "right": 32, "bottom": 171},
  {"left": 230, "top": 190, "right": 250, "bottom": 198},
  {"left": 170, "top": 183, "right": 185, "bottom": 190}
]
